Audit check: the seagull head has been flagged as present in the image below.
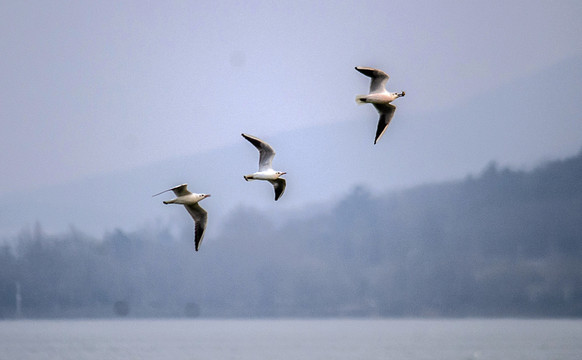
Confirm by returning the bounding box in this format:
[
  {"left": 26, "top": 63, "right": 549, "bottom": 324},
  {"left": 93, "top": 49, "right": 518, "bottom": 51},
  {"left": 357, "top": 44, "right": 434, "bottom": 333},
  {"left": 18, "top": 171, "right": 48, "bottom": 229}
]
[
  {"left": 276, "top": 171, "right": 287, "bottom": 178},
  {"left": 200, "top": 194, "right": 211, "bottom": 199}
]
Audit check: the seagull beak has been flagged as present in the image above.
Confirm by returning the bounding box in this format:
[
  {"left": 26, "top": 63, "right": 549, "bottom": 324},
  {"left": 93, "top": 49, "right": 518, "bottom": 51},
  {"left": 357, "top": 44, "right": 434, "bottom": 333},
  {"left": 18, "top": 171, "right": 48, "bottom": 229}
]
[
  {"left": 205, "top": 194, "right": 211, "bottom": 198},
  {"left": 281, "top": 172, "right": 287, "bottom": 175}
]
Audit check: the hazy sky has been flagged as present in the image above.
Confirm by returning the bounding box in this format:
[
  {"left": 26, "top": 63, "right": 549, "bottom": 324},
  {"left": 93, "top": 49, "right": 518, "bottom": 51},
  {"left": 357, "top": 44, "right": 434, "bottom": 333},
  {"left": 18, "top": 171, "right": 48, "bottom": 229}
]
[{"left": 1, "top": 1, "right": 582, "bottom": 195}]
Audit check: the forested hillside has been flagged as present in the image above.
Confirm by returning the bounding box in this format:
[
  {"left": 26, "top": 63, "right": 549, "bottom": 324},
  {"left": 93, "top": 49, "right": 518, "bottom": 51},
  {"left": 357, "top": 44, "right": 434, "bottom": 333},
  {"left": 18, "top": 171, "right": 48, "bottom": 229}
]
[{"left": 1, "top": 151, "right": 581, "bottom": 318}]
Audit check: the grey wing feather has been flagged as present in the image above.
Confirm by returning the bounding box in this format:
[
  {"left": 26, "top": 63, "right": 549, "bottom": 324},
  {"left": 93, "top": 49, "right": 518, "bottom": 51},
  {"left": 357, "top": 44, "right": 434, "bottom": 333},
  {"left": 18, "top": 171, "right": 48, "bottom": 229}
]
[
  {"left": 242, "top": 133, "right": 276, "bottom": 171},
  {"left": 269, "top": 178, "right": 286, "bottom": 201},
  {"left": 355, "top": 66, "right": 389, "bottom": 94},
  {"left": 171, "top": 184, "right": 191, "bottom": 197},
  {"left": 372, "top": 104, "right": 396, "bottom": 144},
  {"left": 152, "top": 183, "right": 189, "bottom": 197},
  {"left": 185, "top": 203, "right": 208, "bottom": 251}
]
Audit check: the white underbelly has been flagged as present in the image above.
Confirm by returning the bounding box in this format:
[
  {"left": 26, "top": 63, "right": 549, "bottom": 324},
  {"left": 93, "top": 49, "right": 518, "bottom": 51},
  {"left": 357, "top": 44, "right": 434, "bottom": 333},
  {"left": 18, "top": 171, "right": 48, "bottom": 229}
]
[
  {"left": 252, "top": 171, "right": 278, "bottom": 180},
  {"left": 365, "top": 93, "right": 394, "bottom": 104}
]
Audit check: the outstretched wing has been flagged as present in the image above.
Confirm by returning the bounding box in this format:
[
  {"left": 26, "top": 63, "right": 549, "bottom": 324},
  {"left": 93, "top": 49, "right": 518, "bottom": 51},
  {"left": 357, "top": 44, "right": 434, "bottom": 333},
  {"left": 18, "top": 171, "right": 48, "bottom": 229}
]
[
  {"left": 171, "top": 184, "right": 191, "bottom": 197},
  {"left": 242, "top": 133, "right": 276, "bottom": 171},
  {"left": 355, "top": 66, "right": 389, "bottom": 94},
  {"left": 185, "top": 203, "right": 208, "bottom": 251},
  {"left": 268, "top": 178, "right": 286, "bottom": 201},
  {"left": 152, "top": 183, "right": 190, "bottom": 197},
  {"left": 372, "top": 104, "right": 396, "bottom": 144}
]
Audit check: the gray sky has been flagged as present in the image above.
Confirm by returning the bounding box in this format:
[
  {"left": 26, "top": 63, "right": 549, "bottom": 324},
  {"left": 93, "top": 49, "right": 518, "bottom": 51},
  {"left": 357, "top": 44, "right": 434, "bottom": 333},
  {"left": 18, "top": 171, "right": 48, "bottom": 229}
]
[{"left": 1, "top": 0, "right": 582, "bottom": 196}]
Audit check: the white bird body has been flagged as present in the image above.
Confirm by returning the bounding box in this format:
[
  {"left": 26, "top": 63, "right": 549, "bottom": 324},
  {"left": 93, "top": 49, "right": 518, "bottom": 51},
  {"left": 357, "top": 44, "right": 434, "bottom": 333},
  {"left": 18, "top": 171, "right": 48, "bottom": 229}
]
[
  {"left": 355, "top": 66, "right": 405, "bottom": 144},
  {"left": 242, "top": 133, "right": 287, "bottom": 201},
  {"left": 244, "top": 169, "right": 281, "bottom": 181},
  {"left": 356, "top": 91, "right": 400, "bottom": 105},
  {"left": 163, "top": 192, "right": 207, "bottom": 205},
  {"left": 153, "top": 184, "right": 210, "bottom": 252}
]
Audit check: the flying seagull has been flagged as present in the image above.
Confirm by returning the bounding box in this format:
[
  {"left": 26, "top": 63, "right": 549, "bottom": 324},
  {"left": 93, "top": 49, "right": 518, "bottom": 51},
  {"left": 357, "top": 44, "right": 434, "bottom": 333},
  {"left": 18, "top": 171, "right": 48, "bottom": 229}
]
[
  {"left": 355, "top": 66, "right": 405, "bottom": 144},
  {"left": 153, "top": 184, "right": 210, "bottom": 251},
  {"left": 242, "top": 133, "right": 287, "bottom": 201}
]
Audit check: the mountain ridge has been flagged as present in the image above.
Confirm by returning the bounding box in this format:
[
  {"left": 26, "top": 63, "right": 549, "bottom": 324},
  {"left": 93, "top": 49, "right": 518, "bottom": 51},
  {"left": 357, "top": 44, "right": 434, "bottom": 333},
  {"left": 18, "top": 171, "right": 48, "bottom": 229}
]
[{"left": 1, "top": 146, "right": 581, "bottom": 318}]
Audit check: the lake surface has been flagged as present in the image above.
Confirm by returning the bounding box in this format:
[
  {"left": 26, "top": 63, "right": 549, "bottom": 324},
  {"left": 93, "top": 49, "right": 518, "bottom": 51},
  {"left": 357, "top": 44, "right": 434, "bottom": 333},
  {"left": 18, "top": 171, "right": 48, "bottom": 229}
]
[{"left": 1, "top": 318, "right": 581, "bottom": 360}]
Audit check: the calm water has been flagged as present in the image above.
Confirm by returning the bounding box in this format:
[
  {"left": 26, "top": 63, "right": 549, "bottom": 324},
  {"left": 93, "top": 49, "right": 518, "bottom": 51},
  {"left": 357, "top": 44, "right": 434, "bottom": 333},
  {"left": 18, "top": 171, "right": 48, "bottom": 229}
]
[{"left": 0, "top": 318, "right": 581, "bottom": 360}]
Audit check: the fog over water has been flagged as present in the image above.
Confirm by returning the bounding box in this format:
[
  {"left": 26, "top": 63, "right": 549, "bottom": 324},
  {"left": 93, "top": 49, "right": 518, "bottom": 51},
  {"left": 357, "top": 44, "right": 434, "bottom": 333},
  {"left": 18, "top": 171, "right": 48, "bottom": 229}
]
[
  {"left": 1, "top": 319, "right": 581, "bottom": 360},
  {"left": 1, "top": 151, "right": 581, "bottom": 319}
]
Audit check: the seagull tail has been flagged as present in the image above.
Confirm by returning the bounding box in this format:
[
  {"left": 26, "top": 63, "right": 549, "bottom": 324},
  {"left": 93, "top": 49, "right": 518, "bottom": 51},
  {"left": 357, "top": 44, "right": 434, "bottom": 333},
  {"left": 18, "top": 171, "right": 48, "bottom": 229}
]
[{"left": 355, "top": 95, "right": 368, "bottom": 104}]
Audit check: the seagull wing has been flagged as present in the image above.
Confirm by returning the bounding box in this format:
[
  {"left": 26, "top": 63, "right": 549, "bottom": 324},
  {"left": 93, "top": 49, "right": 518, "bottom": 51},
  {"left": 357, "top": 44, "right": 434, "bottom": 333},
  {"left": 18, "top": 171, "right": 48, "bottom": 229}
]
[
  {"left": 242, "top": 133, "right": 276, "bottom": 171},
  {"left": 269, "top": 178, "right": 286, "bottom": 201},
  {"left": 355, "top": 66, "right": 389, "bottom": 94},
  {"left": 170, "top": 184, "right": 191, "bottom": 197},
  {"left": 152, "top": 183, "right": 190, "bottom": 197},
  {"left": 372, "top": 104, "right": 396, "bottom": 144},
  {"left": 185, "top": 203, "right": 208, "bottom": 251}
]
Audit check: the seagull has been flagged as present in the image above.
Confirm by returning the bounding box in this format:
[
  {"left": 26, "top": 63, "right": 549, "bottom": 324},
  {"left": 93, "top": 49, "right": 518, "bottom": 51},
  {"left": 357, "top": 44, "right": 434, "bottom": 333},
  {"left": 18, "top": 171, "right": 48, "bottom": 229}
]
[
  {"left": 355, "top": 66, "right": 405, "bottom": 144},
  {"left": 242, "top": 133, "right": 287, "bottom": 201},
  {"left": 152, "top": 184, "right": 210, "bottom": 251}
]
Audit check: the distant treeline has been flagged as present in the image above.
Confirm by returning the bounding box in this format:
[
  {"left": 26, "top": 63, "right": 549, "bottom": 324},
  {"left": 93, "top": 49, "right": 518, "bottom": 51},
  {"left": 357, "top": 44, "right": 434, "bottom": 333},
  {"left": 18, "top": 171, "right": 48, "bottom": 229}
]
[{"left": 1, "top": 151, "right": 582, "bottom": 318}]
